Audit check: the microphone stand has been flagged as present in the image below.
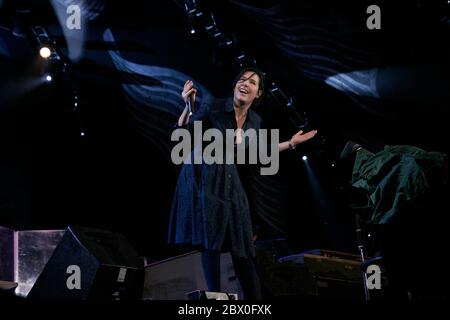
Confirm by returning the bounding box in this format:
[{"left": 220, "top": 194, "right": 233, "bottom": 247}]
[{"left": 355, "top": 213, "right": 371, "bottom": 300}]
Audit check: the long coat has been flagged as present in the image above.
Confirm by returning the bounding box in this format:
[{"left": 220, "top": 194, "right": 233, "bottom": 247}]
[{"left": 168, "top": 98, "right": 262, "bottom": 258}]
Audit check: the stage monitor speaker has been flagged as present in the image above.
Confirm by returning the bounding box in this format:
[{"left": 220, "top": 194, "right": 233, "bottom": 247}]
[
  {"left": 143, "top": 251, "right": 242, "bottom": 300},
  {"left": 27, "top": 225, "right": 144, "bottom": 300}
]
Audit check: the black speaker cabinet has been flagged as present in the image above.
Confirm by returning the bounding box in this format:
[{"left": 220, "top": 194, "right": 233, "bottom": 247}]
[{"left": 27, "top": 225, "right": 144, "bottom": 300}]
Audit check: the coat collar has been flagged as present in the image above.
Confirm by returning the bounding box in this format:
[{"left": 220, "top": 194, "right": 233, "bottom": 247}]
[{"left": 224, "top": 97, "right": 253, "bottom": 122}]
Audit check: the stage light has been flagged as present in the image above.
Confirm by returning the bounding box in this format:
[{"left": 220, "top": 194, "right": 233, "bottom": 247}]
[
  {"left": 270, "top": 82, "right": 280, "bottom": 94},
  {"left": 45, "top": 74, "right": 52, "bottom": 82},
  {"left": 331, "top": 163, "right": 335, "bottom": 167},
  {"left": 80, "top": 131, "right": 85, "bottom": 137},
  {"left": 32, "top": 26, "right": 53, "bottom": 55},
  {"left": 184, "top": 0, "right": 198, "bottom": 15},
  {"left": 286, "top": 98, "right": 293, "bottom": 108},
  {"left": 190, "top": 28, "right": 196, "bottom": 34},
  {"left": 39, "top": 46, "right": 51, "bottom": 59},
  {"left": 302, "top": 155, "right": 308, "bottom": 161}
]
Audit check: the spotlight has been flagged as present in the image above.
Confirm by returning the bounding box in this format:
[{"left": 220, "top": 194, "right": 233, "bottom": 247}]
[
  {"left": 45, "top": 74, "right": 52, "bottom": 82},
  {"left": 236, "top": 53, "right": 246, "bottom": 62},
  {"left": 190, "top": 28, "right": 196, "bottom": 34},
  {"left": 270, "top": 82, "right": 280, "bottom": 94},
  {"left": 80, "top": 131, "right": 85, "bottom": 137},
  {"left": 39, "top": 46, "right": 52, "bottom": 59},
  {"left": 302, "top": 155, "right": 308, "bottom": 161},
  {"left": 331, "top": 163, "right": 335, "bottom": 167},
  {"left": 32, "top": 26, "right": 53, "bottom": 55}
]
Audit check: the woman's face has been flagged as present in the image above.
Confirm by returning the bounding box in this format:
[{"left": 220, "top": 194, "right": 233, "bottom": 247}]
[{"left": 233, "top": 71, "right": 262, "bottom": 107}]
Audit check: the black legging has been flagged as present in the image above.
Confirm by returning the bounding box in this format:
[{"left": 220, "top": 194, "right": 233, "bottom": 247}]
[{"left": 201, "top": 250, "right": 262, "bottom": 300}]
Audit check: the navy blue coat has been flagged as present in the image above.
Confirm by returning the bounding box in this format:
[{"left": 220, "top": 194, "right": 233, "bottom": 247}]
[{"left": 168, "top": 98, "right": 262, "bottom": 258}]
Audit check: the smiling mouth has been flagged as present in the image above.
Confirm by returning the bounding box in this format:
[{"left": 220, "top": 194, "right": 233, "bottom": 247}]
[{"left": 239, "top": 88, "right": 249, "bottom": 94}]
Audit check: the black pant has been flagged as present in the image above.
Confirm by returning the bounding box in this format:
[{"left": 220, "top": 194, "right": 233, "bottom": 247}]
[{"left": 201, "top": 250, "right": 262, "bottom": 300}]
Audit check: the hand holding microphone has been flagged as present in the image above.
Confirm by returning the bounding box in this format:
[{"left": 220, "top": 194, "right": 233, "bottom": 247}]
[{"left": 182, "top": 80, "right": 197, "bottom": 116}]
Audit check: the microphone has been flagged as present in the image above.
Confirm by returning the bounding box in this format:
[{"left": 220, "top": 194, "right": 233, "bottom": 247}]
[
  {"left": 187, "top": 92, "right": 195, "bottom": 116},
  {"left": 188, "top": 93, "right": 195, "bottom": 116}
]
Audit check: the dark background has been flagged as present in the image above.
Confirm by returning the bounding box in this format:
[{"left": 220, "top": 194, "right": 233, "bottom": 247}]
[{"left": 1, "top": 0, "right": 449, "bottom": 261}]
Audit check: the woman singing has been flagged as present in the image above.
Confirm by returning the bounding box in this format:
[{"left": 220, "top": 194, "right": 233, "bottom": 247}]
[{"left": 169, "top": 68, "right": 317, "bottom": 299}]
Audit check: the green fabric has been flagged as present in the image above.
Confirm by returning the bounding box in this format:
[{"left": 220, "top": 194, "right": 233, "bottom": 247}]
[{"left": 351, "top": 145, "right": 447, "bottom": 224}]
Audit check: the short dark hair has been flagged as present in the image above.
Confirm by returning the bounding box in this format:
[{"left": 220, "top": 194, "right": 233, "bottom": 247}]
[{"left": 232, "top": 67, "right": 265, "bottom": 105}]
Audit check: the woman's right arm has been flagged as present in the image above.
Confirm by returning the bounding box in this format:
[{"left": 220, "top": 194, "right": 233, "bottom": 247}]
[
  {"left": 177, "top": 80, "right": 197, "bottom": 127},
  {"left": 177, "top": 79, "right": 211, "bottom": 131}
]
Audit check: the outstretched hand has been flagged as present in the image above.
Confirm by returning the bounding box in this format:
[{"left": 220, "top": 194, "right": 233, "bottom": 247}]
[{"left": 291, "top": 129, "right": 318, "bottom": 146}]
